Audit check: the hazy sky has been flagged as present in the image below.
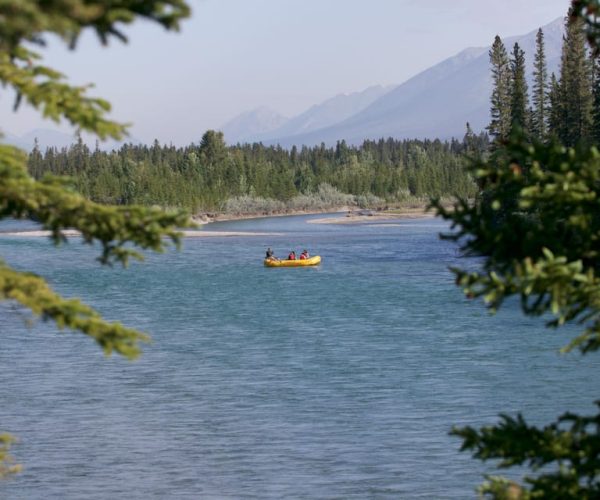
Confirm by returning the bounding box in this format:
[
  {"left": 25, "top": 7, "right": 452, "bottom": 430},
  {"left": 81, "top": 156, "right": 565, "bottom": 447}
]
[{"left": 1, "top": 0, "right": 570, "bottom": 145}]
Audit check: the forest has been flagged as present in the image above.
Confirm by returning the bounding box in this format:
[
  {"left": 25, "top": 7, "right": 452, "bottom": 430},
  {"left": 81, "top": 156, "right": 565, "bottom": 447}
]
[
  {"left": 26, "top": 132, "right": 484, "bottom": 214},
  {"left": 488, "top": 11, "right": 600, "bottom": 147}
]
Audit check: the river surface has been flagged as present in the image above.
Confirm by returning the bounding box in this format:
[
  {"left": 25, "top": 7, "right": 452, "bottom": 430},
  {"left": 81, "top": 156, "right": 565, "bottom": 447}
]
[{"left": 0, "top": 214, "right": 598, "bottom": 499}]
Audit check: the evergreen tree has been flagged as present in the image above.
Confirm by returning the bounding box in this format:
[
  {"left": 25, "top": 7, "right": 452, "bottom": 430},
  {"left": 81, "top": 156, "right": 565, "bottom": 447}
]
[
  {"left": 558, "top": 11, "right": 593, "bottom": 146},
  {"left": 434, "top": 2, "right": 600, "bottom": 496},
  {"left": 199, "top": 130, "right": 228, "bottom": 167},
  {"left": 510, "top": 42, "right": 529, "bottom": 133},
  {"left": 463, "top": 122, "right": 476, "bottom": 153},
  {"left": 27, "top": 138, "right": 43, "bottom": 179},
  {"left": 547, "top": 72, "right": 563, "bottom": 139},
  {"left": 591, "top": 54, "right": 600, "bottom": 144},
  {"left": 531, "top": 28, "right": 548, "bottom": 140},
  {"left": 487, "top": 36, "right": 512, "bottom": 143}
]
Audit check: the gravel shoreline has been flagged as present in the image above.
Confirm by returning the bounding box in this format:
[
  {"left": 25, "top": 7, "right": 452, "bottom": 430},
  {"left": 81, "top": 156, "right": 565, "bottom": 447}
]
[
  {"left": 1, "top": 204, "right": 438, "bottom": 237},
  {"left": 193, "top": 203, "right": 436, "bottom": 225}
]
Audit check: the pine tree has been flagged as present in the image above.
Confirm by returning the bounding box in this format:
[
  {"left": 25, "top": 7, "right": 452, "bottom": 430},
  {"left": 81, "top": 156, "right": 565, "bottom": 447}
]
[
  {"left": 487, "top": 36, "right": 512, "bottom": 143},
  {"left": 199, "top": 130, "right": 228, "bottom": 166},
  {"left": 27, "top": 138, "right": 43, "bottom": 179},
  {"left": 510, "top": 42, "right": 529, "bottom": 133},
  {"left": 531, "top": 28, "right": 548, "bottom": 141},
  {"left": 463, "top": 122, "right": 476, "bottom": 153},
  {"left": 558, "top": 12, "right": 593, "bottom": 145},
  {"left": 591, "top": 55, "right": 600, "bottom": 144},
  {"left": 434, "top": 3, "right": 600, "bottom": 496},
  {"left": 547, "top": 72, "right": 563, "bottom": 139}
]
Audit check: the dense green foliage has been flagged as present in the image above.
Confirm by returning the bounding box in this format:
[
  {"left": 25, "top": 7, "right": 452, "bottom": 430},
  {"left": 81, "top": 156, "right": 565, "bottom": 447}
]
[
  {"left": 0, "top": 0, "right": 191, "bottom": 476},
  {"left": 490, "top": 8, "right": 598, "bottom": 147},
  {"left": 435, "top": 2, "right": 600, "bottom": 497},
  {"left": 488, "top": 36, "right": 512, "bottom": 143},
  {"left": 531, "top": 29, "right": 548, "bottom": 141},
  {"left": 0, "top": 1, "right": 189, "bottom": 138},
  {"left": 27, "top": 133, "right": 483, "bottom": 213},
  {"left": 510, "top": 43, "right": 529, "bottom": 132},
  {"left": 436, "top": 134, "right": 600, "bottom": 499},
  {"left": 557, "top": 12, "right": 593, "bottom": 146}
]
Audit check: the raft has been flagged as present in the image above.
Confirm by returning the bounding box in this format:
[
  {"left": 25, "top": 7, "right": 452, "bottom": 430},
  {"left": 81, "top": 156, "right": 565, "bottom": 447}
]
[{"left": 264, "top": 256, "right": 321, "bottom": 267}]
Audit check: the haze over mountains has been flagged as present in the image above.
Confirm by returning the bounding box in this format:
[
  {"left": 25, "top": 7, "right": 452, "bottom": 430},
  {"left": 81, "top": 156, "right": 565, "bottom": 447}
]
[
  {"left": 6, "top": 17, "right": 564, "bottom": 151},
  {"left": 220, "top": 106, "right": 288, "bottom": 144},
  {"left": 221, "top": 17, "right": 563, "bottom": 147},
  {"left": 221, "top": 85, "right": 392, "bottom": 144}
]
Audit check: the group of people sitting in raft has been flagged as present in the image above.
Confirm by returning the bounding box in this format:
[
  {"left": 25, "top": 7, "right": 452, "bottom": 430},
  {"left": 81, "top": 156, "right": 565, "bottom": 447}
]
[{"left": 265, "top": 248, "right": 309, "bottom": 261}]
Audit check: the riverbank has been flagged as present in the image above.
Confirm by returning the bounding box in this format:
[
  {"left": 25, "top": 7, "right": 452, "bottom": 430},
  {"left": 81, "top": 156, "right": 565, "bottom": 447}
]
[
  {"left": 0, "top": 202, "right": 442, "bottom": 238},
  {"left": 308, "top": 206, "right": 437, "bottom": 225},
  {"left": 192, "top": 201, "right": 440, "bottom": 225}
]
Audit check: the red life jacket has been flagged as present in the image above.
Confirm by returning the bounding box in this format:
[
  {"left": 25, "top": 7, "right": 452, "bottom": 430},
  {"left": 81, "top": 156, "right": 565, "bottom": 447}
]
[
  {"left": 300, "top": 253, "right": 307, "bottom": 260},
  {"left": 288, "top": 253, "right": 296, "bottom": 260}
]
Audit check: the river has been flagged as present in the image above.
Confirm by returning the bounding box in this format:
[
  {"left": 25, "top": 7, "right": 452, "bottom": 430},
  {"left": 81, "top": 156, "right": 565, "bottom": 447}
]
[{"left": 1, "top": 214, "right": 598, "bottom": 498}]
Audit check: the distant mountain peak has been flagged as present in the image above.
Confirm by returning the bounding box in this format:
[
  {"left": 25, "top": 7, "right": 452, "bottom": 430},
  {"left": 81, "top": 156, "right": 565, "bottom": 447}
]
[
  {"left": 258, "top": 16, "right": 565, "bottom": 148},
  {"left": 245, "top": 84, "right": 394, "bottom": 143},
  {"left": 220, "top": 106, "right": 288, "bottom": 144}
]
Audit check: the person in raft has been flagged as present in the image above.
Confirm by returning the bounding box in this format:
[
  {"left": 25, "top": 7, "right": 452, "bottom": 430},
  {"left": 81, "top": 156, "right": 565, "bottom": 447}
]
[
  {"left": 288, "top": 250, "right": 296, "bottom": 260},
  {"left": 265, "top": 247, "right": 278, "bottom": 260},
  {"left": 300, "top": 249, "right": 309, "bottom": 260}
]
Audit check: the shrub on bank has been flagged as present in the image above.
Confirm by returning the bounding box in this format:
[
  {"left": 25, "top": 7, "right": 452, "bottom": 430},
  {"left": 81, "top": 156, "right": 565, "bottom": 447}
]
[
  {"left": 223, "top": 184, "right": 357, "bottom": 215},
  {"left": 223, "top": 195, "right": 285, "bottom": 214},
  {"left": 222, "top": 184, "right": 393, "bottom": 215}
]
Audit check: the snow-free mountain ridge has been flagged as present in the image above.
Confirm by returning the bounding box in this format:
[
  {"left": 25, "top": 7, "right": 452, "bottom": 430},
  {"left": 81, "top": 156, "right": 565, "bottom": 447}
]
[
  {"left": 6, "top": 17, "right": 565, "bottom": 150},
  {"left": 223, "top": 17, "right": 563, "bottom": 148},
  {"left": 233, "top": 85, "right": 393, "bottom": 144},
  {"left": 220, "top": 106, "right": 288, "bottom": 144}
]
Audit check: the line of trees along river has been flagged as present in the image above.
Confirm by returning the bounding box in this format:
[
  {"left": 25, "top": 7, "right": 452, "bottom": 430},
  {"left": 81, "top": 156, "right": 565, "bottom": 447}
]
[{"left": 27, "top": 131, "right": 486, "bottom": 212}]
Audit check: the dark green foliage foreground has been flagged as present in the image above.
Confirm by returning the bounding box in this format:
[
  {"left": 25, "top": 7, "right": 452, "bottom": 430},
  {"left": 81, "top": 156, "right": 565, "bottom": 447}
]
[
  {"left": 0, "top": 0, "right": 192, "bottom": 350},
  {"left": 27, "top": 132, "right": 482, "bottom": 212},
  {"left": 0, "top": 0, "right": 191, "bottom": 475},
  {"left": 435, "top": 136, "right": 600, "bottom": 497},
  {"left": 488, "top": 7, "right": 596, "bottom": 149},
  {"left": 432, "top": 2, "right": 600, "bottom": 497}
]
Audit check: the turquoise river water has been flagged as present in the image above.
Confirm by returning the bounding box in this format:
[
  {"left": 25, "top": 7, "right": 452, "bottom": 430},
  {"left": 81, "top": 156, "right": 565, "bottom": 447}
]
[{"left": 0, "top": 214, "right": 599, "bottom": 499}]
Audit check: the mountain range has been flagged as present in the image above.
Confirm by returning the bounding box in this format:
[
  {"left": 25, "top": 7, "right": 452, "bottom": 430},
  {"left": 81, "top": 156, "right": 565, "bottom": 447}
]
[
  {"left": 220, "top": 17, "right": 564, "bottom": 147},
  {"left": 5, "top": 17, "right": 565, "bottom": 151},
  {"left": 221, "top": 85, "right": 392, "bottom": 144}
]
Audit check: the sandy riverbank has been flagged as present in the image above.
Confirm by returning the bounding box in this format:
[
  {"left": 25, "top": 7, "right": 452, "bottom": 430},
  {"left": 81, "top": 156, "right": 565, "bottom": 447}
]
[
  {"left": 0, "top": 204, "right": 441, "bottom": 238},
  {"left": 192, "top": 203, "right": 439, "bottom": 225},
  {"left": 307, "top": 206, "right": 436, "bottom": 224}
]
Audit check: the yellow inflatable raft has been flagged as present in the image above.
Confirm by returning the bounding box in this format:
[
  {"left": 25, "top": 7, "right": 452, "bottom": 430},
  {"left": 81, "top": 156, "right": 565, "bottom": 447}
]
[{"left": 264, "top": 256, "right": 321, "bottom": 267}]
